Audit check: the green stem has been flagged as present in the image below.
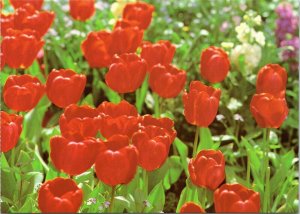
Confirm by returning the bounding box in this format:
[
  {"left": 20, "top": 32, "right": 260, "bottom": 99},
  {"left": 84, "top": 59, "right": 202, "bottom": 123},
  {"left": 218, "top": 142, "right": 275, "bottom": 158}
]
[
  {"left": 262, "top": 128, "right": 270, "bottom": 212},
  {"left": 246, "top": 152, "right": 251, "bottom": 188},
  {"left": 10, "top": 148, "right": 15, "bottom": 167},
  {"left": 34, "top": 145, "right": 49, "bottom": 172},
  {"left": 143, "top": 169, "right": 148, "bottom": 196},
  {"left": 109, "top": 186, "right": 116, "bottom": 213},
  {"left": 153, "top": 93, "right": 160, "bottom": 118},
  {"left": 192, "top": 127, "right": 200, "bottom": 157},
  {"left": 263, "top": 167, "right": 271, "bottom": 212}
]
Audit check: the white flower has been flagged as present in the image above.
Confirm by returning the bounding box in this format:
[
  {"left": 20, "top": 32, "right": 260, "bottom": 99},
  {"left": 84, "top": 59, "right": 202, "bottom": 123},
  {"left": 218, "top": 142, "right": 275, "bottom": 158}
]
[
  {"left": 221, "top": 42, "right": 234, "bottom": 49},
  {"left": 230, "top": 43, "right": 262, "bottom": 70},
  {"left": 254, "top": 31, "right": 265, "bottom": 46},
  {"left": 235, "top": 22, "right": 251, "bottom": 43},
  {"left": 254, "top": 15, "right": 262, "bottom": 26}
]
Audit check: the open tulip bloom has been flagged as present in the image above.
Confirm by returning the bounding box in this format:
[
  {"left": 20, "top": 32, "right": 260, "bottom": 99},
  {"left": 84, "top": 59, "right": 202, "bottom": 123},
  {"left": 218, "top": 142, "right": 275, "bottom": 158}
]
[{"left": 0, "top": 0, "right": 297, "bottom": 213}]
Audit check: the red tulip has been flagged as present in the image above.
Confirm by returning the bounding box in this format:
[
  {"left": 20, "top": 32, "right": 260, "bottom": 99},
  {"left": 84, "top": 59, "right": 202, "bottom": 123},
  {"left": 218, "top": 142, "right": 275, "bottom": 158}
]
[
  {"left": 250, "top": 93, "right": 288, "bottom": 128},
  {"left": 133, "top": 125, "right": 170, "bottom": 171},
  {"left": 97, "top": 100, "right": 139, "bottom": 138},
  {"left": 50, "top": 136, "right": 103, "bottom": 175},
  {"left": 95, "top": 134, "right": 138, "bottom": 186},
  {"left": 110, "top": 19, "right": 143, "bottom": 55},
  {"left": 256, "top": 64, "right": 287, "bottom": 97},
  {"left": 139, "top": 114, "right": 177, "bottom": 143},
  {"left": 1, "top": 29, "right": 44, "bottom": 69},
  {"left": 214, "top": 183, "right": 260, "bottom": 213},
  {"left": 1, "top": 111, "right": 23, "bottom": 152},
  {"left": 69, "top": 0, "right": 95, "bottom": 21},
  {"left": 81, "top": 31, "right": 112, "bottom": 68},
  {"left": 1, "top": 13, "right": 14, "bottom": 37},
  {"left": 3, "top": 74, "right": 45, "bottom": 112},
  {"left": 38, "top": 178, "right": 83, "bottom": 213},
  {"left": 183, "top": 81, "right": 221, "bottom": 127},
  {"left": 122, "top": 1, "right": 154, "bottom": 30},
  {"left": 59, "top": 104, "right": 100, "bottom": 140},
  {"left": 10, "top": 0, "right": 43, "bottom": 10},
  {"left": 14, "top": 4, "right": 55, "bottom": 38},
  {"left": 141, "top": 40, "right": 176, "bottom": 69},
  {"left": 46, "top": 69, "right": 86, "bottom": 108},
  {"left": 200, "top": 46, "right": 230, "bottom": 83},
  {"left": 105, "top": 53, "right": 147, "bottom": 93},
  {"left": 188, "top": 150, "right": 225, "bottom": 190},
  {"left": 149, "top": 64, "right": 186, "bottom": 98},
  {"left": 180, "top": 202, "right": 205, "bottom": 213}
]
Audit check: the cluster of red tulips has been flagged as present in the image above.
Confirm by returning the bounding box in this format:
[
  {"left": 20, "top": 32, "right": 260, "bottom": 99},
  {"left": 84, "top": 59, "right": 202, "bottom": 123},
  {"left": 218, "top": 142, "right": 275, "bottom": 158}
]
[{"left": 1, "top": 0, "right": 290, "bottom": 213}]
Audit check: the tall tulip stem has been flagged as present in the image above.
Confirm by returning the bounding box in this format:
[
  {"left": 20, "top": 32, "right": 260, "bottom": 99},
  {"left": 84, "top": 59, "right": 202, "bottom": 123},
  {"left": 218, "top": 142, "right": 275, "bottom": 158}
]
[
  {"left": 143, "top": 169, "right": 148, "bottom": 196},
  {"left": 109, "top": 186, "right": 116, "bottom": 213},
  {"left": 246, "top": 153, "right": 251, "bottom": 188},
  {"left": 192, "top": 127, "right": 200, "bottom": 157},
  {"left": 153, "top": 93, "right": 160, "bottom": 118},
  {"left": 262, "top": 128, "right": 270, "bottom": 212}
]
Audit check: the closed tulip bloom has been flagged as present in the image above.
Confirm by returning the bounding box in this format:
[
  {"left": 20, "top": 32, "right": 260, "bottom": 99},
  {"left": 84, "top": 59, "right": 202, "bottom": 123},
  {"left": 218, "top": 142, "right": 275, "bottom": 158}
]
[
  {"left": 141, "top": 40, "right": 176, "bottom": 69},
  {"left": 200, "top": 46, "right": 230, "bottom": 83},
  {"left": 38, "top": 178, "right": 83, "bottom": 213},
  {"left": 3, "top": 74, "right": 45, "bottom": 112},
  {"left": 122, "top": 1, "right": 154, "bottom": 30},
  {"left": 250, "top": 93, "right": 288, "bottom": 128},
  {"left": 69, "top": 0, "right": 95, "bottom": 21},
  {"left": 188, "top": 150, "right": 225, "bottom": 190},
  {"left": 105, "top": 53, "right": 147, "bottom": 93},
  {"left": 2, "top": 29, "right": 44, "bottom": 69},
  {"left": 180, "top": 202, "right": 205, "bottom": 213},
  {"left": 1, "top": 111, "right": 23, "bottom": 152},
  {"left": 10, "top": 0, "right": 43, "bottom": 10},
  {"left": 256, "top": 64, "right": 287, "bottom": 97},
  {"left": 139, "top": 114, "right": 177, "bottom": 143},
  {"left": 95, "top": 135, "right": 138, "bottom": 186},
  {"left": 183, "top": 81, "right": 221, "bottom": 127},
  {"left": 46, "top": 69, "right": 86, "bottom": 108},
  {"left": 133, "top": 126, "right": 171, "bottom": 171},
  {"left": 14, "top": 4, "right": 55, "bottom": 39},
  {"left": 1, "top": 13, "right": 14, "bottom": 36},
  {"left": 214, "top": 183, "right": 260, "bottom": 213},
  {"left": 50, "top": 136, "right": 103, "bottom": 175},
  {"left": 59, "top": 104, "right": 100, "bottom": 140},
  {"left": 149, "top": 64, "right": 186, "bottom": 98},
  {"left": 81, "top": 31, "right": 112, "bottom": 68},
  {"left": 110, "top": 19, "right": 143, "bottom": 55},
  {"left": 97, "top": 100, "right": 139, "bottom": 138}
]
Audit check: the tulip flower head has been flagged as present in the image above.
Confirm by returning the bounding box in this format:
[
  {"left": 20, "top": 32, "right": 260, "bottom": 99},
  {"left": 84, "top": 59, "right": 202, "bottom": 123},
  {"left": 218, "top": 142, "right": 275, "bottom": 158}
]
[
  {"left": 46, "top": 69, "right": 86, "bottom": 108},
  {"left": 180, "top": 202, "right": 205, "bottom": 213},
  {"left": 183, "top": 81, "right": 221, "bottom": 127},
  {"left": 38, "top": 177, "right": 83, "bottom": 213},
  {"left": 214, "top": 183, "right": 260, "bottom": 213},
  {"left": 188, "top": 149, "right": 225, "bottom": 190},
  {"left": 1, "top": 111, "right": 23, "bottom": 152},
  {"left": 3, "top": 74, "right": 45, "bottom": 112}
]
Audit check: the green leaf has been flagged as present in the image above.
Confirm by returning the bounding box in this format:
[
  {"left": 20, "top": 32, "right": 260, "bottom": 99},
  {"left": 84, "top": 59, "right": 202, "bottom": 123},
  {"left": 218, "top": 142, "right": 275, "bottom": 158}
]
[
  {"left": 176, "top": 187, "right": 187, "bottom": 213},
  {"left": 174, "top": 138, "right": 188, "bottom": 175},
  {"left": 198, "top": 127, "right": 213, "bottom": 150},
  {"left": 81, "top": 94, "right": 95, "bottom": 107},
  {"left": 21, "top": 96, "right": 51, "bottom": 142},
  {"left": 98, "top": 81, "right": 121, "bottom": 103},
  {"left": 18, "top": 197, "right": 35, "bottom": 212},
  {"left": 136, "top": 75, "right": 149, "bottom": 114},
  {"left": 146, "top": 182, "right": 165, "bottom": 212},
  {"left": 163, "top": 156, "right": 183, "bottom": 190}
]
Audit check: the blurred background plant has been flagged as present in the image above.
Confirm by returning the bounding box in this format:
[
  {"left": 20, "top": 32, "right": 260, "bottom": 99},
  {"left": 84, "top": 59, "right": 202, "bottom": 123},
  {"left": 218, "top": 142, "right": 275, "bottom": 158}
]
[{"left": 1, "top": 0, "right": 299, "bottom": 213}]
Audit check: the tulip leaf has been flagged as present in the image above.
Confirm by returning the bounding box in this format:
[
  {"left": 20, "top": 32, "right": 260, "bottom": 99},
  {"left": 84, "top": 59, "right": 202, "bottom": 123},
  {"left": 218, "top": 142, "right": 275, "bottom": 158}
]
[
  {"left": 98, "top": 81, "right": 121, "bottom": 103},
  {"left": 163, "top": 156, "right": 183, "bottom": 190},
  {"left": 146, "top": 182, "right": 165, "bottom": 212},
  {"left": 176, "top": 187, "right": 187, "bottom": 213},
  {"left": 198, "top": 127, "right": 214, "bottom": 151},
  {"left": 136, "top": 76, "right": 149, "bottom": 114},
  {"left": 174, "top": 138, "right": 189, "bottom": 175}
]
